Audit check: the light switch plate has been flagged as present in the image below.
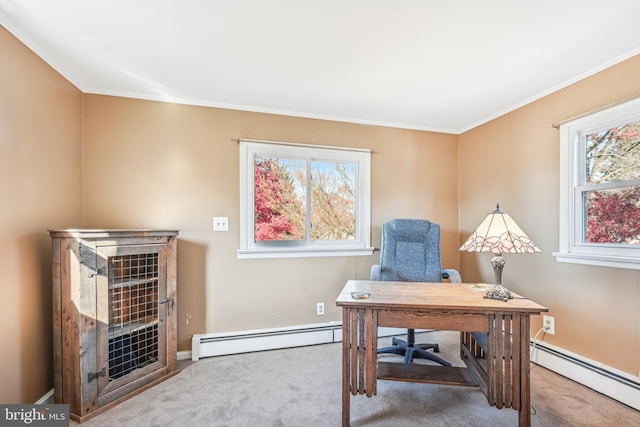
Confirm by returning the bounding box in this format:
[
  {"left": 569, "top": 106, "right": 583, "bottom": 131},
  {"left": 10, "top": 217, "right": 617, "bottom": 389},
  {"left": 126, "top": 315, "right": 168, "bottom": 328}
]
[{"left": 213, "top": 217, "right": 229, "bottom": 231}]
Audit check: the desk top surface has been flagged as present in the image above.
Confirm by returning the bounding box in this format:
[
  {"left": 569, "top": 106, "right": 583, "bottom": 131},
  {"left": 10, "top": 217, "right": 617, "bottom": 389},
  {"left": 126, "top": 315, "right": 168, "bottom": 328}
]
[{"left": 336, "top": 280, "right": 548, "bottom": 314}]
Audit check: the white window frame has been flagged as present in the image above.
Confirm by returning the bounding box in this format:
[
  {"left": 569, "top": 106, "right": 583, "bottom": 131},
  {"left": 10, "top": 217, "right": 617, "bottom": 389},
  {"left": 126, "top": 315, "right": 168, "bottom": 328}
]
[
  {"left": 554, "top": 97, "right": 640, "bottom": 269},
  {"left": 238, "top": 138, "right": 373, "bottom": 259}
]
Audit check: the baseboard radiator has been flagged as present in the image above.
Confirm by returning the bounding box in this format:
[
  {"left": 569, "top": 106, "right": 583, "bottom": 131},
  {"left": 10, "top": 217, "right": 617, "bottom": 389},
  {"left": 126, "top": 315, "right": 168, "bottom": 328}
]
[
  {"left": 191, "top": 322, "right": 344, "bottom": 360},
  {"left": 190, "top": 322, "right": 412, "bottom": 361}
]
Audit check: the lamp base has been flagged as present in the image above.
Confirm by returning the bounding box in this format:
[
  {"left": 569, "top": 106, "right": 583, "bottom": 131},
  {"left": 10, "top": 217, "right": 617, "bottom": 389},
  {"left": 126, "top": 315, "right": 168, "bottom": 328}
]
[{"left": 483, "top": 284, "right": 512, "bottom": 302}]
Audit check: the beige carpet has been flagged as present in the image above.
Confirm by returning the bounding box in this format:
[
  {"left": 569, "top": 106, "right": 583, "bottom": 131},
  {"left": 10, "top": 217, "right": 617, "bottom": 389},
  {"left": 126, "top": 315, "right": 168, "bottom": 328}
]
[{"left": 72, "top": 331, "right": 640, "bottom": 426}]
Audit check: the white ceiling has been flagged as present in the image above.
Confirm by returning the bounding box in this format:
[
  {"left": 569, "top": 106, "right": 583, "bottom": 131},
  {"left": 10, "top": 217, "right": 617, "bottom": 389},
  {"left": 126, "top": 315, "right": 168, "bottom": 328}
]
[{"left": 2, "top": 1, "right": 640, "bottom": 134}]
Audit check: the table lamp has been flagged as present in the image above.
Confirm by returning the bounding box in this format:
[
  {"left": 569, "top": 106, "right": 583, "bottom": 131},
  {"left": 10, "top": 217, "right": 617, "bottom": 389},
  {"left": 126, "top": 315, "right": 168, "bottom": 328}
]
[{"left": 460, "top": 204, "right": 540, "bottom": 301}]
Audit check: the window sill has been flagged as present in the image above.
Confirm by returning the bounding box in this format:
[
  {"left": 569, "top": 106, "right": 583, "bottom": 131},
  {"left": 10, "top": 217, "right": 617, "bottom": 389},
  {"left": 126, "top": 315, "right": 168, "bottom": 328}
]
[
  {"left": 552, "top": 251, "right": 640, "bottom": 270},
  {"left": 237, "top": 247, "right": 375, "bottom": 259}
]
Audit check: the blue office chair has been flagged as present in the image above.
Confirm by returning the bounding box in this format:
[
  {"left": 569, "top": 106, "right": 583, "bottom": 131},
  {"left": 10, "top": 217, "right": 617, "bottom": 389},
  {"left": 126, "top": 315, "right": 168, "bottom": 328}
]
[{"left": 371, "top": 219, "right": 461, "bottom": 366}]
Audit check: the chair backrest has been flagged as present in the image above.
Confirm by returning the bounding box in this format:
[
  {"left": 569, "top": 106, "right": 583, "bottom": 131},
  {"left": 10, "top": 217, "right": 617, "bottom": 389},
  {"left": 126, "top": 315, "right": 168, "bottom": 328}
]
[{"left": 379, "top": 219, "right": 443, "bottom": 282}]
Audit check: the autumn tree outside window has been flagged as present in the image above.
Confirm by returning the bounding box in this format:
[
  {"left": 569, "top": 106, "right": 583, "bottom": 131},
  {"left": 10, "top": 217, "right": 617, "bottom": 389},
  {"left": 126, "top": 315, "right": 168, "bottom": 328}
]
[
  {"left": 555, "top": 97, "right": 640, "bottom": 269},
  {"left": 238, "top": 139, "right": 373, "bottom": 258}
]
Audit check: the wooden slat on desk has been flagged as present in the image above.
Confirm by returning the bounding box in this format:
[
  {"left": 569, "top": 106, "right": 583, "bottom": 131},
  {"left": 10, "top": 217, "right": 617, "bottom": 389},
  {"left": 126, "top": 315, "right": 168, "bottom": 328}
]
[
  {"left": 377, "top": 362, "right": 479, "bottom": 387},
  {"left": 349, "top": 309, "right": 358, "bottom": 395},
  {"left": 504, "top": 315, "right": 513, "bottom": 408},
  {"left": 357, "top": 309, "right": 365, "bottom": 395}
]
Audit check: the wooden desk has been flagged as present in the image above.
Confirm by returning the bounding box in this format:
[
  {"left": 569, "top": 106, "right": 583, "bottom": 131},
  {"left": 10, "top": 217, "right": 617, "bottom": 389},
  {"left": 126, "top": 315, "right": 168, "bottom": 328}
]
[{"left": 335, "top": 280, "right": 548, "bottom": 427}]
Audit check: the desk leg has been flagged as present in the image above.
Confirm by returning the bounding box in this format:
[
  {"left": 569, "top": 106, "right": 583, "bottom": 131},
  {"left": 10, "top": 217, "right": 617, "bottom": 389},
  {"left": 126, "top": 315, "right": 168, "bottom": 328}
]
[
  {"left": 518, "top": 315, "right": 531, "bottom": 427},
  {"left": 484, "top": 313, "right": 532, "bottom": 427},
  {"left": 341, "top": 307, "right": 378, "bottom": 427},
  {"left": 342, "top": 308, "right": 351, "bottom": 427}
]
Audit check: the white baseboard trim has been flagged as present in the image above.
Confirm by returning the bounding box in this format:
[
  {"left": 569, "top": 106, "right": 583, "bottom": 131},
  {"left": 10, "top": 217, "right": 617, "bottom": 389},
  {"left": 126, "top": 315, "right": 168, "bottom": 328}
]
[
  {"left": 177, "top": 350, "right": 192, "bottom": 361},
  {"left": 530, "top": 339, "right": 640, "bottom": 411},
  {"left": 35, "top": 388, "right": 54, "bottom": 404}
]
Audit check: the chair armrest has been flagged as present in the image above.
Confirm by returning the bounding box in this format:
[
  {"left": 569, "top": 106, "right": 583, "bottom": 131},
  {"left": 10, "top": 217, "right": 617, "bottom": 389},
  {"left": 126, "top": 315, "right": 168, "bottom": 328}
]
[
  {"left": 471, "top": 332, "right": 489, "bottom": 352},
  {"left": 442, "top": 268, "right": 462, "bottom": 283},
  {"left": 370, "top": 264, "right": 381, "bottom": 280}
]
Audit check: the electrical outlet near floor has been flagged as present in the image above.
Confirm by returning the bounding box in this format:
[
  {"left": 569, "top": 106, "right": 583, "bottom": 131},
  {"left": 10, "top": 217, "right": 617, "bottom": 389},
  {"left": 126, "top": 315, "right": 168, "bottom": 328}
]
[
  {"left": 543, "top": 315, "right": 555, "bottom": 335},
  {"left": 316, "top": 302, "right": 325, "bottom": 316}
]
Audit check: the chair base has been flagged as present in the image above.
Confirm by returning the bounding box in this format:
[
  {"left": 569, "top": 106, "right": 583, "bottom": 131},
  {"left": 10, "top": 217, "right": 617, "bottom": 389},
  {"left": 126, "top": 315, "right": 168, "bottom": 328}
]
[{"left": 378, "top": 330, "right": 452, "bottom": 366}]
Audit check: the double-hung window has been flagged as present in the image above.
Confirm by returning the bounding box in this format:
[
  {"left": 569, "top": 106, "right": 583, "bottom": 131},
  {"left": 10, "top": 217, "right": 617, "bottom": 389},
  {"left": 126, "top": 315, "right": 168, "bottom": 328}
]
[
  {"left": 555, "top": 97, "right": 640, "bottom": 269},
  {"left": 238, "top": 139, "right": 373, "bottom": 258}
]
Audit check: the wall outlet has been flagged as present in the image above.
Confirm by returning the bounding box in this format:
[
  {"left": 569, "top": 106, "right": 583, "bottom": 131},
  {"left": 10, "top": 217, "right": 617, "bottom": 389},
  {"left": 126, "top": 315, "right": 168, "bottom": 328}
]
[
  {"left": 543, "top": 315, "right": 555, "bottom": 335},
  {"left": 213, "top": 217, "right": 229, "bottom": 231},
  {"left": 316, "top": 302, "right": 325, "bottom": 316}
]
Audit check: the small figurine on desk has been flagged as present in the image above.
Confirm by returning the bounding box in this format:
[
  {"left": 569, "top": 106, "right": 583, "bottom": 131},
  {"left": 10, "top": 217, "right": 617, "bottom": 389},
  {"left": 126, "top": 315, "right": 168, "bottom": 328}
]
[{"left": 483, "top": 284, "right": 512, "bottom": 302}]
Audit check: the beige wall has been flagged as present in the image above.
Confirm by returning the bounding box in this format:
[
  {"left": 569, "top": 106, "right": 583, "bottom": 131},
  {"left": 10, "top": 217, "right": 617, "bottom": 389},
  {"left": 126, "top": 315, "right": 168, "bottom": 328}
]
[
  {"left": 81, "top": 95, "right": 460, "bottom": 350},
  {"left": 0, "top": 27, "right": 83, "bottom": 403},
  {"left": 459, "top": 54, "right": 640, "bottom": 376}
]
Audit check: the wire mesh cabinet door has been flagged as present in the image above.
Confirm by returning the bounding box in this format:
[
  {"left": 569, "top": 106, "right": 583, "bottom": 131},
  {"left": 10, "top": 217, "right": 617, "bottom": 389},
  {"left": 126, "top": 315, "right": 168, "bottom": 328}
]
[{"left": 95, "top": 242, "right": 174, "bottom": 405}]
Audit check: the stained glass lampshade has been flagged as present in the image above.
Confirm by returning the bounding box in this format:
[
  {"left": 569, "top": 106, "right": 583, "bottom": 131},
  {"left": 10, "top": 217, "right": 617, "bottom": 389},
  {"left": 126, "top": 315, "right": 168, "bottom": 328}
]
[{"left": 460, "top": 204, "right": 541, "bottom": 301}]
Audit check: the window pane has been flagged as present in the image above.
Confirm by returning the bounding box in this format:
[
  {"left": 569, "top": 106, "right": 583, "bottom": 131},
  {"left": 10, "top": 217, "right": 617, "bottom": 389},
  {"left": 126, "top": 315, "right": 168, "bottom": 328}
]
[
  {"left": 556, "top": 98, "right": 640, "bottom": 269},
  {"left": 240, "top": 139, "right": 372, "bottom": 258},
  {"left": 585, "top": 186, "right": 640, "bottom": 245},
  {"left": 254, "top": 156, "right": 305, "bottom": 241},
  {"left": 310, "top": 161, "right": 356, "bottom": 241},
  {"left": 585, "top": 121, "right": 640, "bottom": 185}
]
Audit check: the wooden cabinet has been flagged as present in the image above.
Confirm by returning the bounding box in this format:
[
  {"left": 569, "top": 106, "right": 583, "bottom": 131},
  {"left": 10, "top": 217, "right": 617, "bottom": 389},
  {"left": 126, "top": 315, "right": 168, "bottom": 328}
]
[{"left": 50, "top": 229, "right": 179, "bottom": 422}]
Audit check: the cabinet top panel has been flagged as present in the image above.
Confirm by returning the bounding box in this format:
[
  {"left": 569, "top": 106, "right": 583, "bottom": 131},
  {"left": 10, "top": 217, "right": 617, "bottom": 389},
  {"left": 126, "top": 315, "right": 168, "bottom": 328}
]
[{"left": 49, "top": 229, "right": 179, "bottom": 238}]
